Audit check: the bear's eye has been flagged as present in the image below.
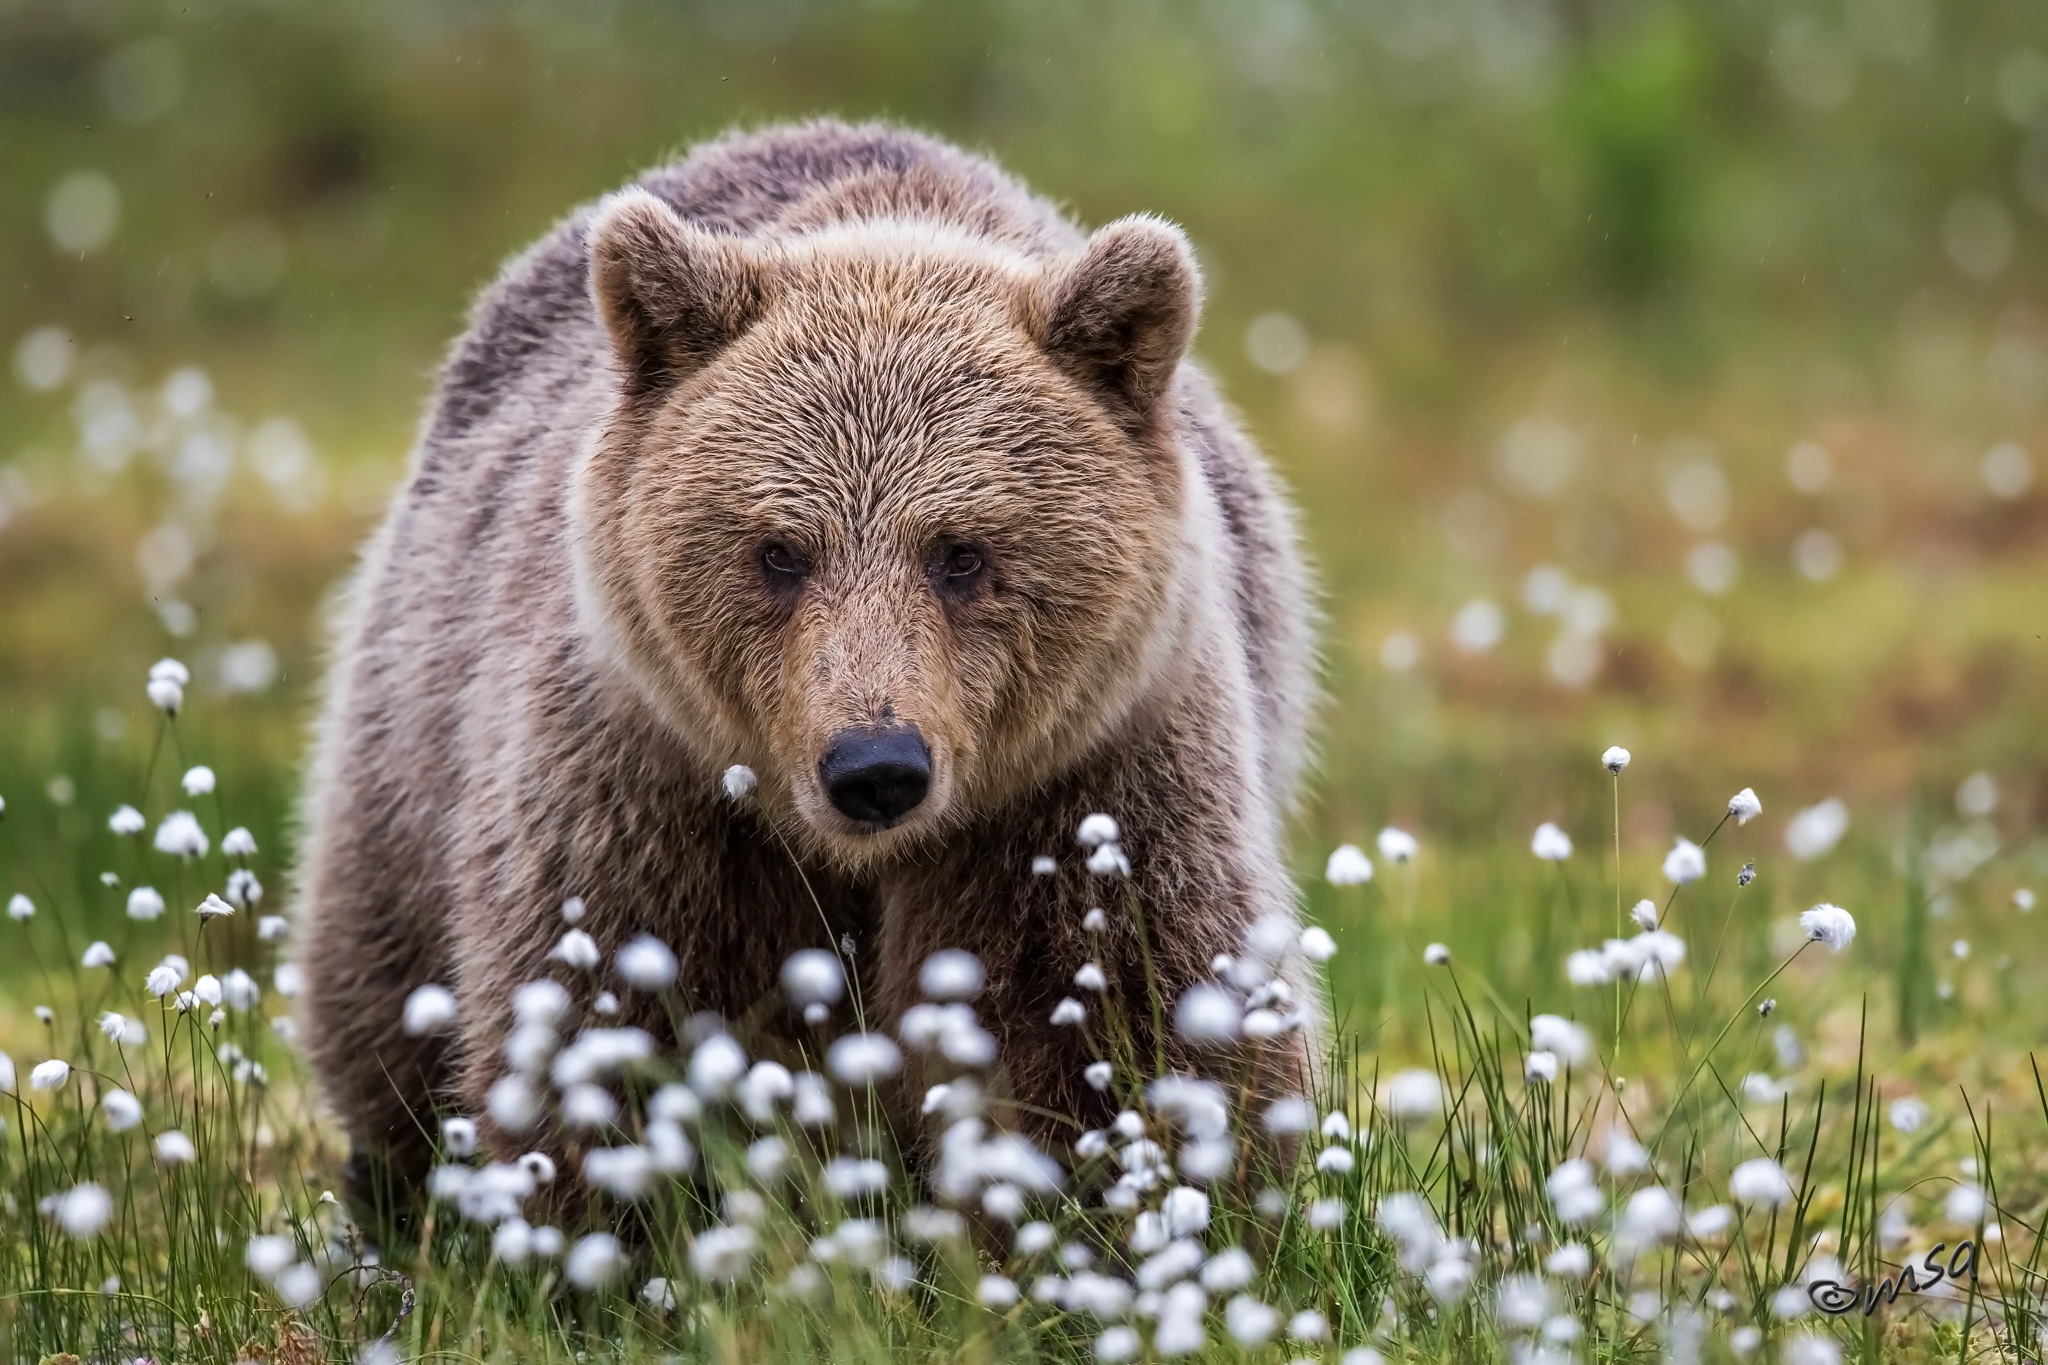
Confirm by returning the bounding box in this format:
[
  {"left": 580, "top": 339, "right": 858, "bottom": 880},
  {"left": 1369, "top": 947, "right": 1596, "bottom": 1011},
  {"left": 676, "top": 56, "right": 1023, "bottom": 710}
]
[
  {"left": 759, "top": 542, "right": 809, "bottom": 587},
  {"left": 931, "top": 542, "right": 988, "bottom": 602},
  {"left": 940, "top": 545, "right": 983, "bottom": 580}
]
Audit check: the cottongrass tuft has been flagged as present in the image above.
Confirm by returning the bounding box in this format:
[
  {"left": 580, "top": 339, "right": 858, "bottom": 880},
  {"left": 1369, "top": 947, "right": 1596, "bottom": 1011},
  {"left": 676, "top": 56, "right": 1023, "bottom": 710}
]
[
  {"left": 721, "top": 764, "right": 757, "bottom": 800},
  {"left": 1423, "top": 942, "right": 1450, "bottom": 965},
  {"left": 1324, "top": 843, "right": 1373, "bottom": 884},
  {"left": 1530, "top": 821, "right": 1573, "bottom": 861},
  {"left": 1799, "top": 902, "right": 1856, "bottom": 951},
  {"left": 1728, "top": 786, "right": 1762, "bottom": 823},
  {"left": 52, "top": 1182, "right": 113, "bottom": 1238},
  {"left": 1376, "top": 827, "right": 1418, "bottom": 863},
  {"left": 1728, "top": 1158, "right": 1795, "bottom": 1207},
  {"left": 1601, "top": 745, "right": 1630, "bottom": 773},
  {"left": 1662, "top": 838, "right": 1706, "bottom": 885},
  {"left": 403, "top": 984, "right": 459, "bottom": 1035}
]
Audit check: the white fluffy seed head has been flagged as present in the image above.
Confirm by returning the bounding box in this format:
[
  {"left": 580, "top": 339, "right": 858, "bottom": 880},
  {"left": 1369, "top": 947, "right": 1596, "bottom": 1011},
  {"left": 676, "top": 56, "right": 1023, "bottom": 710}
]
[
  {"left": 1800, "top": 903, "right": 1856, "bottom": 952},
  {"left": 403, "top": 985, "right": 459, "bottom": 1036},
  {"left": 1728, "top": 787, "right": 1762, "bottom": 824},
  {"left": 616, "top": 935, "right": 678, "bottom": 990},
  {"left": 920, "top": 949, "right": 985, "bottom": 1000},
  {"left": 1174, "top": 985, "right": 1240, "bottom": 1046},
  {"left": 1076, "top": 813, "right": 1119, "bottom": 848},
  {"left": 181, "top": 765, "right": 215, "bottom": 796},
  {"left": 721, "top": 764, "right": 757, "bottom": 800},
  {"left": 126, "top": 887, "right": 166, "bottom": 921},
  {"left": 1423, "top": 942, "right": 1451, "bottom": 966},
  {"left": 1602, "top": 745, "right": 1631, "bottom": 774},
  {"left": 550, "top": 929, "right": 600, "bottom": 970},
  {"left": 826, "top": 1033, "right": 901, "bottom": 1086},
  {"left": 1662, "top": 839, "right": 1706, "bottom": 885},
  {"left": 1531, "top": 822, "right": 1573, "bottom": 861},
  {"left": 1299, "top": 925, "right": 1337, "bottom": 961},
  {"left": 1376, "top": 827, "right": 1418, "bottom": 863},
  {"left": 108, "top": 805, "right": 145, "bottom": 836},
  {"left": 1325, "top": 844, "right": 1374, "bottom": 885},
  {"left": 780, "top": 948, "right": 845, "bottom": 1007}
]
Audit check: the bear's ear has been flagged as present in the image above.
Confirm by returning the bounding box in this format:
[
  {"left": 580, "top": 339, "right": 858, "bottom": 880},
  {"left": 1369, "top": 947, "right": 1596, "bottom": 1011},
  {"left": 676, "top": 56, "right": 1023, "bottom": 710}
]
[
  {"left": 1037, "top": 214, "right": 1202, "bottom": 429},
  {"left": 587, "top": 189, "right": 765, "bottom": 401}
]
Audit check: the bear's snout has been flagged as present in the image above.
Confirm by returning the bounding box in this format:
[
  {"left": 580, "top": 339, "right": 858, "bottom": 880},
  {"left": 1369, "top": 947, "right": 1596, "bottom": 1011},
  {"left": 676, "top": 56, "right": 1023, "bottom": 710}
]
[{"left": 818, "top": 724, "right": 932, "bottom": 828}]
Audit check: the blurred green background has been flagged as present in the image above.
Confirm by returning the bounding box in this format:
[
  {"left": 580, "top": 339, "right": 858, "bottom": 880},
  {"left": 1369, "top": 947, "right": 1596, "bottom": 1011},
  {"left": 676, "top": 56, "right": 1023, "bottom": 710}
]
[{"left": 1, "top": 0, "right": 2043, "bottom": 1065}]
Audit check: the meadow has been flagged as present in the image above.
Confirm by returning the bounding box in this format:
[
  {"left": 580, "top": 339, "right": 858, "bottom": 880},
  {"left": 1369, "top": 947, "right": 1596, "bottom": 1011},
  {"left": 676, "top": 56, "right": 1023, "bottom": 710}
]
[{"left": 2, "top": 0, "right": 2047, "bottom": 1360}]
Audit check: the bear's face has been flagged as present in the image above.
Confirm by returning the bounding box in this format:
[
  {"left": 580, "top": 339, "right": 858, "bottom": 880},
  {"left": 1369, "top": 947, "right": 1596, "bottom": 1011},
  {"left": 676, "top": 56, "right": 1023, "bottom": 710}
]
[{"left": 575, "top": 195, "right": 1201, "bottom": 865}]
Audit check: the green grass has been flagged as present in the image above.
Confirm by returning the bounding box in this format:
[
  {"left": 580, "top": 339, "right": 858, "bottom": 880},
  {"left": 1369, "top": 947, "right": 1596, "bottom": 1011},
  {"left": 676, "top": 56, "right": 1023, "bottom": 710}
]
[{"left": 0, "top": 693, "right": 2039, "bottom": 1364}]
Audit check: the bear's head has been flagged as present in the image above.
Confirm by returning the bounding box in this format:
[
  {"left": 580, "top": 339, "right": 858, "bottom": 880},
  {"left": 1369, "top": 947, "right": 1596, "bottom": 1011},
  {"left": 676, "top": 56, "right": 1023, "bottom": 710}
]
[{"left": 572, "top": 187, "right": 1205, "bottom": 866}]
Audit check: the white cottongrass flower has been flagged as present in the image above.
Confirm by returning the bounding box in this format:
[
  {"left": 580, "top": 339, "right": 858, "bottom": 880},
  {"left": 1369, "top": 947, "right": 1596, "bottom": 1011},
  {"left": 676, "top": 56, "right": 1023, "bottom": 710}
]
[
  {"left": 53, "top": 1182, "right": 113, "bottom": 1238},
  {"left": 272, "top": 1262, "right": 322, "bottom": 1308},
  {"left": 1889, "top": 1096, "right": 1928, "bottom": 1133},
  {"left": 258, "top": 915, "right": 289, "bottom": 941},
  {"left": 1688, "top": 1204, "right": 1734, "bottom": 1238},
  {"left": 1082, "top": 906, "right": 1108, "bottom": 933},
  {"left": 826, "top": 1033, "right": 902, "bottom": 1085},
  {"left": 1321, "top": 1110, "right": 1352, "bottom": 1141},
  {"left": 721, "top": 764, "right": 757, "bottom": 800},
  {"left": 1076, "top": 813, "right": 1119, "bottom": 848},
  {"left": 1545, "top": 1243, "right": 1592, "bottom": 1278},
  {"left": 1030, "top": 855, "right": 1057, "bottom": 876},
  {"left": 559, "top": 896, "right": 586, "bottom": 923},
  {"left": 1050, "top": 998, "right": 1085, "bottom": 1027},
  {"left": 441, "top": 1117, "right": 478, "bottom": 1158},
  {"left": 1547, "top": 1160, "right": 1604, "bottom": 1224},
  {"left": 1094, "top": 1325, "right": 1140, "bottom": 1362},
  {"left": 1496, "top": 1273, "right": 1552, "bottom": 1328},
  {"left": 1784, "top": 1334, "right": 1842, "bottom": 1365},
  {"left": 691, "top": 1224, "right": 758, "bottom": 1283},
  {"left": 1729, "top": 1158, "right": 1794, "bottom": 1207},
  {"left": 1201, "top": 1247, "right": 1255, "bottom": 1292},
  {"left": 976, "top": 1273, "right": 1021, "bottom": 1310},
  {"left": 1224, "top": 1295, "right": 1277, "bottom": 1346},
  {"left": 1306, "top": 1197, "right": 1346, "bottom": 1229},
  {"left": 1084, "top": 1060, "right": 1114, "bottom": 1091},
  {"left": 641, "top": 1277, "right": 677, "bottom": 1312},
  {"left": 1785, "top": 798, "right": 1849, "bottom": 860},
  {"left": 1525, "top": 1016, "right": 1588, "bottom": 1067},
  {"left": 221, "top": 968, "right": 260, "bottom": 1010},
  {"left": 81, "top": 941, "right": 115, "bottom": 969},
  {"left": 1084, "top": 842, "right": 1129, "bottom": 876},
  {"left": 1601, "top": 746, "right": 1630, "bottom": 773},
  {"left": 1325, "top": 844, "right": 1373, "bottom": 885},
  {"left": 1377, "top": 827, "right": 1418, "bottom": 863},
  {"left": 1799, "top": 903, "right": 1856, "bottom": 952},
  {"left": 1565, "top": 948, "right": 1609, "bottom": 985},
  {"left": 1385, "top": 1069, "right": 1441, "bottom": 1120},
  {"left": 126, "top": 886, "right": 166, "bottom": 920},
  {"left": 1289, "top": 1309, "right": 1329, "bottom": 1341},
  {"left": 194, "top": 892, "right": 234, "bottom": 920},
  {"left": 584, "top": 1144, "right": 655, "bottom": 1196},
  {"left": 246, "top": 1234, "right": 296, "bottom": 1279},
  {"left": 108, "top": 805, "right": 145, "bottom": 836},
  {"left": 1073, "top": 962, "right": 1108, "bottom": 992},
  {"left": 921, "top": 949, "right": 985, "bottom": 1000},
  {"left": 1662, "top": 838, "right": 1705, "bottom": 885},
  {"left": 192, "top": 974, "right": 223, "bottom": 1006},
  {"left": 1299, "top": 925, "right": 1337, "bottom": 961},
  {"left": 1423, "top": 942, "right": 1451, "bottom": 965},
  {"left": 1616, "top": 1186, "right": 1683, "bottom": 1248},
  {"left": 550, "top": 929, "right": 600, "bottom": 969},
  {"left": 1945, "top": 1183, "right": 1986, "bottom": 1225},
  {"left": 147, "top": 675, "right": 184, "bottom": 715},
  {"left": 1316, "top": 1146, "right": 1355, "bottom": 1174},
  {"left": 145, "top": 961, "right": 182, "bottom": 997},
  {"left": 1630, "top": 898, "right": 1659, "bottom": 931},
  {"left": 273, "top": 962, "right": 304, "bottom": 997},
  {"left": 182, "top": 765, "right": 215, "bottom": 795},
  {"left": 565, "top": 1232, "right": 625, "bottom": 1288},
  {"left": 222, "top": 826, "right": 257, "bottom": 856},
  {"left": 99, "top": 1012, "right": 145, "bottom": 1046},
  {"left": 153, "top": 811, "right": 208, "bottom": 859},
  {"left": 1263, "top": 1096, "right": 1313, "bottom": 1135},
  {"left": 1728, "top": 787, "right": 1762, "bottom": 823},
  {"left": 29, "top": 1059, "right": 70, "bottom": 1091},
  {"left": 616, "top": 935, "right": 678, "bottom": 990},
  {"left": 1174, "top": 985, "right": 1240, "bottom": 1044},
  {"left": 403, "top": 986, "right": 459, "bottom": 1037},
  {"left": 7, "top": 894, "right": 31, "bottom": 921},
  {"left": 154, "top": 1130, "right": 197, "bottom": 1164},
  {"left": 226, "top": 869, "right": 263, "bottom": 907},
  {"left": 1525, "top": 1050, "right": 1559, "bottom": 1083},
  {"left": 1531, "top": 822, "right": 1572, "bottom": 861},
  {"left": 781, "top": 949, "right": 844, "bottom": 1007},
  {"left": 688, "top": 1033, "right": 748, "bottom": 1098}
]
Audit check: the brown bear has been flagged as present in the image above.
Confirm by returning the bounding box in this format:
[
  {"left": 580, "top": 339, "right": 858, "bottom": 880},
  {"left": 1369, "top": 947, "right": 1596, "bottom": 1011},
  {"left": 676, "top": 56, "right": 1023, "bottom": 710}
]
[{"left": 293, "top": 120, "right": 1315, "bottom": 1207}]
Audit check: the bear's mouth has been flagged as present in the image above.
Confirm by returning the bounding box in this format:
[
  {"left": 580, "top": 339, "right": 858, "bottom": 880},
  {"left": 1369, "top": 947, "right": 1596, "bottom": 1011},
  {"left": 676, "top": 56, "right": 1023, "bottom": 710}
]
[{"left": 816, "top": 723, "right": 932, "bottom": 830}]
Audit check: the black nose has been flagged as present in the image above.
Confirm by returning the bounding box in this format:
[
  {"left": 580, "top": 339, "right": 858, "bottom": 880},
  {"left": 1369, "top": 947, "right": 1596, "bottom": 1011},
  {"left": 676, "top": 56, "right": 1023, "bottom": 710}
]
[{"left": 819, "top": 725, "right": 932, "bottom": 827}]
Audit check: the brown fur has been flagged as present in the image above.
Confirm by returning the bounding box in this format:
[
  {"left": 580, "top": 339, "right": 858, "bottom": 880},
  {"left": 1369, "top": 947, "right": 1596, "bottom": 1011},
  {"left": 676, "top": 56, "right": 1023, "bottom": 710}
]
[{"left": 293, "top": 121, "right": 1316, "bottom": 1200}]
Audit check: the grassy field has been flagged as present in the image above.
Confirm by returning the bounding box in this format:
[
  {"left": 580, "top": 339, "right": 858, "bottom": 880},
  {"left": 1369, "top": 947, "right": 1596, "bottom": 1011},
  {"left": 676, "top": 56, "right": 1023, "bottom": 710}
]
[{"left": 3, "top": 0, "right": 2048, "bottom": 1360}]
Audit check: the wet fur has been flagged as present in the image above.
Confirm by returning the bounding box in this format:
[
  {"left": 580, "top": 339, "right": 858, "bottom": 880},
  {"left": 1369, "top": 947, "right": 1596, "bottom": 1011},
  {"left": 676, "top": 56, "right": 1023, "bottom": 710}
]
[{"left": 294, "top": 120, "right": 1315, "bottom": 1202}]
